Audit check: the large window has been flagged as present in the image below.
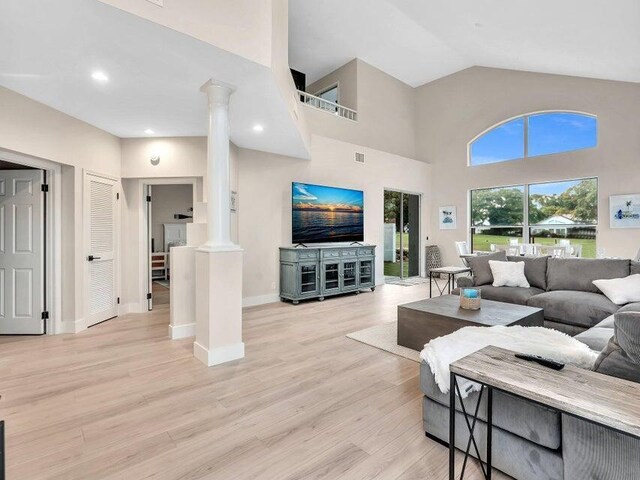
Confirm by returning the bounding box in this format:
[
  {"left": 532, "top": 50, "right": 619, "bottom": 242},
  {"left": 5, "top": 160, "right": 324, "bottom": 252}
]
[
  {"left": 469, "top": 112, "right": 597, "bottom": 166},
  {"left": 471, "top": 178, "right": 598, "bottom": 257}
]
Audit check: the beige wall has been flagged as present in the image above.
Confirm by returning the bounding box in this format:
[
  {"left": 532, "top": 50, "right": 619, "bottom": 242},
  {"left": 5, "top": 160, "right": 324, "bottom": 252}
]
[
  {"left": 416, "top": 67, "right": 640, "bottom": 264},
  {"left": 0, "top": 87, "right": 121, "bottom": 331},
  {"left": 97, "top": 0, "right": 273, "bottom": 67},
  {"left": 238, "top": 134, "right": 431, "bottom": 303},
  {"left": 303, "top": 59, "right": 417, "bottom": 159},
  {"left": 0, "top": 87, "right": 121, "bottom": 176},
  {"left": 151, "top": 184, "right": 194, "bottom": 252},
  {"left": 121, "top": 137, "right": 207, "bottom": 180},
  {"left": 308, "top": 59, "right": 358, "bottom": 110}
]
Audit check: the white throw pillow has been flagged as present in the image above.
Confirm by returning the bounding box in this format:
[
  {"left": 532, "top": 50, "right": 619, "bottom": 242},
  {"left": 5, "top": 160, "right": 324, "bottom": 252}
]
[
  {"left": 489, "top": 260, "right": 530, "bottom": 288},
  {"left": 593, "top": 274, "right": 640, "bottom": 305}
]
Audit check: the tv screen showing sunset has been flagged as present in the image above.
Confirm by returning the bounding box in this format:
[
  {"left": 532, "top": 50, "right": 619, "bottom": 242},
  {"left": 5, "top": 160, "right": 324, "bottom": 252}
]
[{"left": 292, "top": 182, "right": 364, "bottom": 244}]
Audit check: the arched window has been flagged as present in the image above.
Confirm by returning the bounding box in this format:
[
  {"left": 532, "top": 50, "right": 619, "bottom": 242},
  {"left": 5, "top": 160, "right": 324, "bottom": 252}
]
[{"left": 469, "top": 111, "right": 597, "bottom": 166}]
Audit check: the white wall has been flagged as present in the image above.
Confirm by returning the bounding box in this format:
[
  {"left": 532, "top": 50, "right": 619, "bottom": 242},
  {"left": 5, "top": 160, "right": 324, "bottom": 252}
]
[
  {"left": 97, "top": 0, "right": 273, "bottom": 67},
  {"left": 238, "top": 135, "right": 431, "bottom": 303},
  {"left": 416, "top": 67, "right": 640, "bottom": 264},
  {"left": 151, "top": 184, "right": 194, "bottom": 252}
]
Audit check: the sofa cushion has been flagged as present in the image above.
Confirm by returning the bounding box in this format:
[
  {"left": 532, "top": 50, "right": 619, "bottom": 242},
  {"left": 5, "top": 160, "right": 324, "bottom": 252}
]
[
  {"left": 425, "top": 397, "right": 564, "bottom": 480},
  {"left": 467, "top": 251, "right": 507, "bottom": 286},
  {"left": 594, "top": 312, "right": 640, "bottom": 382},
  {"left": 619, "top": 302, "right": 640, "bottom": 313},
  {"left": 527, "top": 290, "right": 619, "bottom": 329},
  {"left": 468, "top": 285, "right": 544, "bottom": 306},
  {"left": 420, "top": 362, "right": 561, "bottom": 450},
  {"left": 574, "top": 315, "right": 615, "bottom": 352},
  {"left": 547, "top": 258, "right": 631, "bottom": 293},
  {"left": 507, "top": 255, "right": 548, "bottom": 290}
]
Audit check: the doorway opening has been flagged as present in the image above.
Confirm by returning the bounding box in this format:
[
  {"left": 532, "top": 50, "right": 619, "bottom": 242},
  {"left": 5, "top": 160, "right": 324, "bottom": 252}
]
[
  {"left": 145, "top": 183, "right": 194, "bottom": 310},
  {"left": 383, "top": 190, "right": 421, "bottom": 280}
]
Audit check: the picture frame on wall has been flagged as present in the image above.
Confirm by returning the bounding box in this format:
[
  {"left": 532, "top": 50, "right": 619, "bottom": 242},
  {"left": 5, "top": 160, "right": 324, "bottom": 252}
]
[
  {"left": 439, "top": 206, "right": 457, "bottom": 230},
  {"left": 610, "top": 194, "right": 640, "bottom": 229}
]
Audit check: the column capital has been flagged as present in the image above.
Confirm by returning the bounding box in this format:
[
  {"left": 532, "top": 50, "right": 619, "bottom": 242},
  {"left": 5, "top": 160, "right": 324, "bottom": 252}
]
[{"left": 200, "top": 79, "right": 236, "bottom": 102}]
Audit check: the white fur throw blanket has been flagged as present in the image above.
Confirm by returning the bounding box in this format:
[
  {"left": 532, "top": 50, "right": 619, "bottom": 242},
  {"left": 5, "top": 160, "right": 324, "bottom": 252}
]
[{"left": 420, "top": 325, "right": 599, "bottom": 398}]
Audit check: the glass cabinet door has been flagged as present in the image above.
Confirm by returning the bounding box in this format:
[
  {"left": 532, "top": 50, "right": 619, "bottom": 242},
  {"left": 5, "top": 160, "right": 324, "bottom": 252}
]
[
  {"left": 323, "top": 262, "right": 340, "bottom": 292},
  {"left": 359, "top": 260, "right": 373, "bottom": 286},
  {"left": 342, "top": 261, "right": 357, "bottom": 289},
  {"left": 299, "top": 263, "right": 318, "bottom": 295}
]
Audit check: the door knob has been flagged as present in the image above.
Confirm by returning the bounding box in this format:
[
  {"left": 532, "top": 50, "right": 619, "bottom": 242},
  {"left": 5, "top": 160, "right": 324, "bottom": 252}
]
[{"left": 87, "top": 255, "right": 102, "bottom": 261}]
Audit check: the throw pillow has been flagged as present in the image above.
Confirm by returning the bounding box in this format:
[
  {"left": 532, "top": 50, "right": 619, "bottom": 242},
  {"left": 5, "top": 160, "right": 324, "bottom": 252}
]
[
  {"left": 489, "top": 260, "right": 530, "bottom": 288},
  {"left": 466, "top": 251, "right": 507, "bottom": 286},
  {"left": 593, "top": 274, "right": 640, "bottom": 305}
]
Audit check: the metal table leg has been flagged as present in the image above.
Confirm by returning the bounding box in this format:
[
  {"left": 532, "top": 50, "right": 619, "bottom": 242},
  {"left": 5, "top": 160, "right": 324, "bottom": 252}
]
[
  {"left": 429, "top": 270, "right": 433, "bottom": 298},
  {"left": 449, "top": 375, "right": 492, "bottom": 480}
]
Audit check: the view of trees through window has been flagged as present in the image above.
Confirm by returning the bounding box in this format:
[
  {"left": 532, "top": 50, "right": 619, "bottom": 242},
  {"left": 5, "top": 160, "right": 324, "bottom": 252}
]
[{"left": 471, "top": 178, "right": 598, "bottom": 257}]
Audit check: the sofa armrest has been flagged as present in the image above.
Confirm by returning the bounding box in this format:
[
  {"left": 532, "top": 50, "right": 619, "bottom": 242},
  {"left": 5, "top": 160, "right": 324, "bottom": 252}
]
[{"left": 457, "top": 277, "right": 474, "bottom": 288}]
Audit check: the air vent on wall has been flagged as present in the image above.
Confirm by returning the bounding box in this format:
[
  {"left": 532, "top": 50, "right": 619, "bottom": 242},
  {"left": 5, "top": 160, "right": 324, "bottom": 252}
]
[{"left": 355, "top": 152, "right": 365, "bottom": 164}]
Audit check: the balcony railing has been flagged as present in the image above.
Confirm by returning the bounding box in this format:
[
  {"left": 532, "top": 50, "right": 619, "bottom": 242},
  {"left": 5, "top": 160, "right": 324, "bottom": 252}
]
[{"left": 297, "top": 90, "right": 358, "bottom": 122}]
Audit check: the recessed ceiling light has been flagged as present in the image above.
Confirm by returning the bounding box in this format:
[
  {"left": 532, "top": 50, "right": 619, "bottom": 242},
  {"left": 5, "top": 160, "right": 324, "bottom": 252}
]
[
  {"left": 91, "top": 71, "right": 109, "bottom": 83},
  {"left": 253, "top": 124, "right": 264, "bottom": 133},
  {"left": 144, "top": 129, "right": 155, "bottom": 135}
]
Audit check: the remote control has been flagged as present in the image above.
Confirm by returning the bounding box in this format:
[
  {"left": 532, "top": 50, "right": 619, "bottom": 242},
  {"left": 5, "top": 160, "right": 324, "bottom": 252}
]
[{"left": 515, "top": 353, "right": 565, "bottom": 370}]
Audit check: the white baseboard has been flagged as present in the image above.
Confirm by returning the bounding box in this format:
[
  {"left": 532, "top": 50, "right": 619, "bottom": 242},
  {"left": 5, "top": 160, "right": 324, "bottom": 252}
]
[
  {"left": 59, "top": 317, "right": 87, "bottom": 334},
  {"left": 193, "top": 341, "right": 245, "bottom": 367},
  {"left": 242, "top": 293, "right": 280, "bottom": 307},
  {"left": 169, "top": 323, "right": 196, "bottom": 339}
]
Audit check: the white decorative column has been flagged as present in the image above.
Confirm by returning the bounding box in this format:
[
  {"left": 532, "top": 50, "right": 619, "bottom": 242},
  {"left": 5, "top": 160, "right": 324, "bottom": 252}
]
[{"left": 193, "top": 79, "right": 244, "bottom": 367}]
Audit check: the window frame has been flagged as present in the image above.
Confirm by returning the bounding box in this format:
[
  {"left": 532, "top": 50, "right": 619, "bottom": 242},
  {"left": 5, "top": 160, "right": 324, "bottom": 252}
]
[
  {"left": 468, "top": 110, "right": 598, "bottom": 167},
  {"left": 469, "top": 177, "right": 599, "bottom": 254},
  {"left": 314, "top": 82, "right": 340, "bottom": 104}
]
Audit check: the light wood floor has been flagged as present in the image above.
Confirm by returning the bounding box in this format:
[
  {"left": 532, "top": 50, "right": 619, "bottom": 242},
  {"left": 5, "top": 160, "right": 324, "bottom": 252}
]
[{"left": 0, "top": 283, "right": 509, "bottom": 480}]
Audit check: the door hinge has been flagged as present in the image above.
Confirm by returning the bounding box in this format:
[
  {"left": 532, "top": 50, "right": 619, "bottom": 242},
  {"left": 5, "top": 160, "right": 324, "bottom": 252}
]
[
  {"left": 146, "top": 195, "right": 152, "bottom": 202},
  {"left": 117, "top": 297, "right": 120, "bottom": 304},
  {"left": 41, "top": 311, "right": 49, "bottom": 320},
  {"left": 41, "top": 184, "right": 49, "bottom": 193},
  {"left": 147, "top": 293, "right": 152, "bottom": 300},
  {"left": 116, "top": 192, "right": 120, "bottom": 200}
]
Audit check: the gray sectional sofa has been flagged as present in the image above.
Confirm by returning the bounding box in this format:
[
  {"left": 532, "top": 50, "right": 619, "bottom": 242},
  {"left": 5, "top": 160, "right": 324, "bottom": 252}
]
[{"left": 421, "top": 253, "right": 640, "bottom": 480}]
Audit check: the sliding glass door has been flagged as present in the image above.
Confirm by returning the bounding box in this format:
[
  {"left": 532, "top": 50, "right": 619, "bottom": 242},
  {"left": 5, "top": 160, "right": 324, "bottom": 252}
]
[{"left": 384, "top": 190, "right": 420, "bottom": 279}]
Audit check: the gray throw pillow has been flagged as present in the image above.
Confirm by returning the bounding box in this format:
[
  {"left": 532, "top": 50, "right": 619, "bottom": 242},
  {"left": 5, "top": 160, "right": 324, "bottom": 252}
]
[
  {"left": 507, "top": 255, "right": 549, "bottom": 290},
  {"left": 631, "top": 261, "right": 640, "bottom": 276},
  {"left": 467, "top": 251, "right": 507, "bottom": 286},
  {"left": 594, "top": 312, "right": 640, "bottom": 383}
]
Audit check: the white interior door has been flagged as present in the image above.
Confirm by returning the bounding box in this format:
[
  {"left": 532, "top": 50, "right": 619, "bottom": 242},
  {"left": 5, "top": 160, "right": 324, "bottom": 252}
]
[
  {"left": 85, "top": 173, "right": 118, "bottom": 327},
  {"left": 0, "top": 170, "right": 45, "bottom": 334}
]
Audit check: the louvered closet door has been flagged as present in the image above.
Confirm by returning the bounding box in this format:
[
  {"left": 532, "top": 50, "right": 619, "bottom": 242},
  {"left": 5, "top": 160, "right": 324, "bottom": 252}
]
[
  {"left": 0, "top": 170, "right": 44, "bottom": 334},
  {"left": 85, "top": 174, "right": 118, "bottom": 327}
]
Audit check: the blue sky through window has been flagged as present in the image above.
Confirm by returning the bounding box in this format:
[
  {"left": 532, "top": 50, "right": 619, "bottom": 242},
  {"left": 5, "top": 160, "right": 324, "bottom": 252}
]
[
  {"left": 528, "top": 113, "right": 597, "bottom": 157},
  {"left": 470, "top": 118, "right": 524, "bottom": 165},
  {"left": 470, "top": 112, "right": 597, "bottom": 166}
]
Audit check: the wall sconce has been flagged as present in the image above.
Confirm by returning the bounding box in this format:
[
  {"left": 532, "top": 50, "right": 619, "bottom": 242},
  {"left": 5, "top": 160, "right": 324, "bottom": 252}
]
[{"left": 150, "top": 155, "right": 160, "bottom": 166}]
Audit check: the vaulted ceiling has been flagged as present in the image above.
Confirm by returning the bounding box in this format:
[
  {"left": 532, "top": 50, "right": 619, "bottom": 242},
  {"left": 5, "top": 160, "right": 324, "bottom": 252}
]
[{"left": 289, "top": 0, "right": 640, "bottom": 87}]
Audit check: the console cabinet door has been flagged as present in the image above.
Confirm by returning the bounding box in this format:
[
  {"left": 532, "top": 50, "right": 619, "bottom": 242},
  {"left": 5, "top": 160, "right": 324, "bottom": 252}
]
[
  {"left": 341, "top": 260, "right": 358, "bottom": 291},
  {"left": 298, "top": 262, "right": 319, "bottom": 298},
  {"left": 358, "top": 259, "right": 374, "bottom": 287},
  {"left": 322, "top": 261, "right": 341, "bottom": 295}
]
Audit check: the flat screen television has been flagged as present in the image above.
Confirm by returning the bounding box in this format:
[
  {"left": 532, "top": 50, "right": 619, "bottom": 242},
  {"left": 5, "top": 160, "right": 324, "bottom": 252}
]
[{"left": 292, "top": 182, "right": 364, "bottom": 244}]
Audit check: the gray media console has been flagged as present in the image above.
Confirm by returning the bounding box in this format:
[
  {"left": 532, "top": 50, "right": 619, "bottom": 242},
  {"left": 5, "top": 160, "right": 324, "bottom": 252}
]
[{"left": 279, "top": 245, "right": 376, "bottom": 304}]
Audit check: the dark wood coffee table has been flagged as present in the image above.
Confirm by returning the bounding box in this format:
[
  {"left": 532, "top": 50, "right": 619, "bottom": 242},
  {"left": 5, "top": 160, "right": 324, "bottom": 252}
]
[{"left": 397, "top": 295, "right": 544, "bottom": 351}]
